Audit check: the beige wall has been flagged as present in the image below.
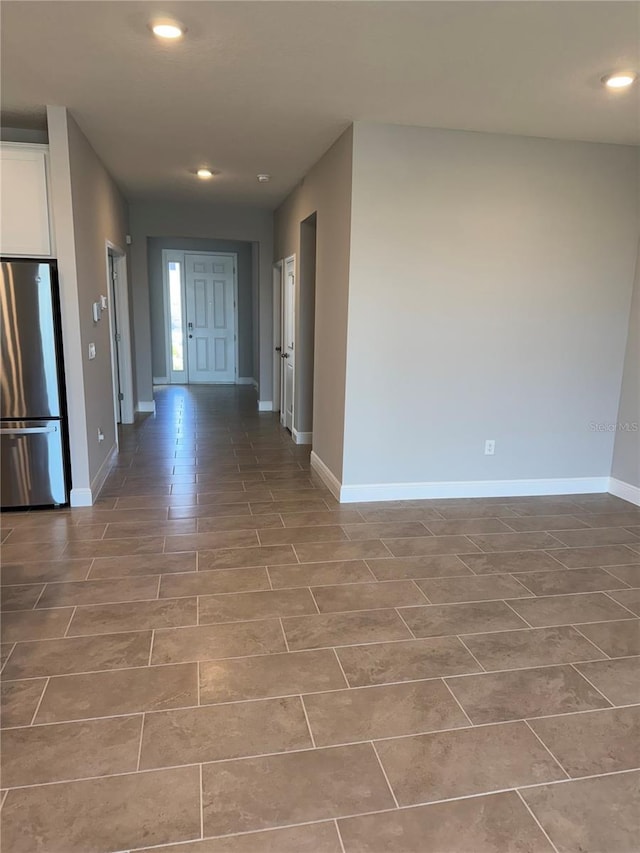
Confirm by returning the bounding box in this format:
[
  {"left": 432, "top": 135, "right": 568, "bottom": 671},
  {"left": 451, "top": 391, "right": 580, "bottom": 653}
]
[
  {"left": 274, "top": 127, "right": 353, "bottom": 479},
  {"left": 47, "top": 106, "right": 128, "bottom": 501},
  {"left": 343, "top": 123, "right": 638, "bottom": 493},
  {"left": 612, "top": 239, "right": 640, "bottom": 490},
  {"left": 128, "top": 202, "right": 273, "bottom": 406}
]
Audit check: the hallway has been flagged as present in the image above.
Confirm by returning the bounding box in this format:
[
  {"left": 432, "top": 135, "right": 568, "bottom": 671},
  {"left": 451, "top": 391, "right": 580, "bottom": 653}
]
[{"left": 1, "top": 385, "right": 639, "bottom": 852}]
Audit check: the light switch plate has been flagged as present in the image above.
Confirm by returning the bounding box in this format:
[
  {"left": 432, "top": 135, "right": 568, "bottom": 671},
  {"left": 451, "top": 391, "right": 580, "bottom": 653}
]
[{"left": 88, "top": 342, "right": 96, "bottom": 360}]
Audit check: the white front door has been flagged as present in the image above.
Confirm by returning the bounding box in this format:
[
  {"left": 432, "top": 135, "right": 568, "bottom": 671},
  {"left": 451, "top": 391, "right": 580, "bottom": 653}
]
[
  {"left": 185, "top": 254, "right": 236, "bottom": 384},
  {"left": 282, "top": 256, "right": 295, "bottom": 431}
]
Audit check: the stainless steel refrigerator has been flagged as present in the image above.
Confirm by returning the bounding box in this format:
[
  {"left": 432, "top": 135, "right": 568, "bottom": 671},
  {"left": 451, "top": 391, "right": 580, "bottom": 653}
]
[{"left": 1, "top": 259, "right": 70, "bottom": 508}]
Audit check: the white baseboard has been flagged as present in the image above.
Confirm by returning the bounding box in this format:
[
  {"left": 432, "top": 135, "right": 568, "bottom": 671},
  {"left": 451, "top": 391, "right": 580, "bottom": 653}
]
[
  {"left": 293, "top": 428, "right": 312, "bottom": 445},
  {"left": 236, "top": 377, "right": 255, "bottom": 385},
  {"left": 136, "top": 401, "right": 156, "bottom": 414},
  {"left": 91, "top": 443, "right": 117, "bottom": 501},
  {"left": 339, "top": 476, "right": 610, "bottom": 504},
  {"left": 609, "top": 477, "right": 640, "bottom": 507},
  {"left": 258, "top": 400, "right": 273, "bottom": 412},
  {"left": 69, "top": 487, "right": 93, "bottom": 508},
  {"left": 310, "top": 451, "right": 342, "bottom": 500},
  {"left": 152, "top": 377, "right": 168, "bottom": 385}
]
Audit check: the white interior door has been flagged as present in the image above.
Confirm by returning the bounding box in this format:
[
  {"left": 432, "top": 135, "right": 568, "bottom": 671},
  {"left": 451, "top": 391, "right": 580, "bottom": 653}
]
[
  {"left": 273, "top": 263, "right": 282, "bottom": 414},
  {"left": 185, "top": 254, "right": 236, "bottom": 384},
  {"left": 282, "top": 256, "right": 295, "bottom": 431}
]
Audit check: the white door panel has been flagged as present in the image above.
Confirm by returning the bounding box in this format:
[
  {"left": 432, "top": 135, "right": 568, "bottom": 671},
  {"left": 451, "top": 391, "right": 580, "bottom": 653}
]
[
  {"left": 185, "top": 254, "right": 236, "bottom": 383},
  {"left": 282, "top": 256, "right": 295, "bottom": 431}
]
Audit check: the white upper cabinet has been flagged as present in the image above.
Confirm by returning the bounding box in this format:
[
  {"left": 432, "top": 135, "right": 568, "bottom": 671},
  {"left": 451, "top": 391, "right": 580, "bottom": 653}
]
[{"left": 1, "top": 143, "right": 54, "bottom": 257}]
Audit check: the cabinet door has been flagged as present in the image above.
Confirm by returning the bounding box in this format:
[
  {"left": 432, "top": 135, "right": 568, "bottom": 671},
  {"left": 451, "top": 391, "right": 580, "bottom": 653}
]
[{"left": 0, "top": 146, "right": 52, "bottom": 256}]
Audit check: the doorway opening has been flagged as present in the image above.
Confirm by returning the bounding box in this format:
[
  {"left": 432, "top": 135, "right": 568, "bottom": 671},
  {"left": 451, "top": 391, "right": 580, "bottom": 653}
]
[
  {"left": 276, "top": 213, "right": 317, "bottom": 444},
  {"left": 105, "top": 243, "right": 134, "bottom": 435},
  {"left": 162, "top": 250, "right": 239, "bottom": 384}
]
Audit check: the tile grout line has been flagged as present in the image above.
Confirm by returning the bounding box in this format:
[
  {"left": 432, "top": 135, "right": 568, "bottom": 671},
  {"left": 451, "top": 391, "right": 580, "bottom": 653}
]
[
  {"left": 569, "top": 624, "right": 614, "bottom": 661},
  {"left": 601, "top": 589, "right": 639, "bottom": 617},
  {"left": 515, "top": 789, "right": 561, "bottom": 853},
  {"left": 28, "top": 676, "right": 50, "bottom": 726},
  {"left": 331, "top": 647, "right": 352, "bottom": 688},
  {"left": 299, "top": 695, "right": 317, "bottom": 748},
  {"left": 147, "top": 630, "right": 155, "bottom": 666},
  {"left": 199, "top": 763, "right": 204, "bottom": 839},
  {"left": 135, "top": 713, "right": 145, "bottom": 771},
  {"left": 522, "top": 719, "right": 571, "bottom": 780},
  {"left": 63, "top": 606, "right": 77, "bottom": 638},
  {"left": 278, "top": 617, "right": 290, "bottom": 652},
  {"left": 334, "top": 818, "right": 348, "bottom": 853},
  {"left": 440, "top": 677, "right": 475, "bottom": 726},
  {"left": 370, "top": 740, "right": 400, "bottom": 808},
  {"left": 568, "top": 662, "right": 615, "bottom": 706},
  {"left": 455, "top": 635, "right": 487, "bottom": 672}
]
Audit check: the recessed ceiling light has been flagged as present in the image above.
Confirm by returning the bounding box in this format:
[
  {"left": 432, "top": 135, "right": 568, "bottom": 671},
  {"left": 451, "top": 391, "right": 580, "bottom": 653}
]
[
  {"left": 197, "top": 168, "right": 213, "bottom": 179},
  {"left": 601, "top": 71, "right": 637, "bottom": 89},
  {"left": 257, "top": 174, "right": 271, "bottom": 183},
  {"left": 151, "top": 19, "right": 185, "bottom": 40}
]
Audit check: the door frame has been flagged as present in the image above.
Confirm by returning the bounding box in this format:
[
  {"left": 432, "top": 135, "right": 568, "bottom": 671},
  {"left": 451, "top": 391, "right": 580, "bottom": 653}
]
[
  {"left": 104, "top": 241, "right": 134, "bottom": 433},
  {"left": 282, "top": 254, "right": 296, "bottom": 430},
  {"left": 272, "top": 260, "right": 283, "bottom": 413},
  {"left": 161, "top": 249, "right": 239, "bottom": 384}
]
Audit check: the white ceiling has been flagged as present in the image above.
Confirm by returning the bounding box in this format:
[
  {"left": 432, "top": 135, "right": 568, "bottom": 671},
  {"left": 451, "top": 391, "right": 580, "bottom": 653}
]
[{"left": 2, "top": 1, "right": 639, "bottom": 207}]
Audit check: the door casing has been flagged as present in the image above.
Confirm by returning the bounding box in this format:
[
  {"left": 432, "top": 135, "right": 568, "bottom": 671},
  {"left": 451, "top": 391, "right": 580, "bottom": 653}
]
[{"left": 162, "top": 249, "right": 239, "bottom": 385}]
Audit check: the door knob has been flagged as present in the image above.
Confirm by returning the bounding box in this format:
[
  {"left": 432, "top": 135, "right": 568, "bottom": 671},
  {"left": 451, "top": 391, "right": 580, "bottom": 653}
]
[{"left": 275, "top": 346, "right": 281, "bottom": 352}]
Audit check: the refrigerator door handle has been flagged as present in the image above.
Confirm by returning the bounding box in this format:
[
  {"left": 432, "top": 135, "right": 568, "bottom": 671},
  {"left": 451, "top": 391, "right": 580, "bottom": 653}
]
[{"left": 0, "top": 425, "right": 57, "bottom": 436}]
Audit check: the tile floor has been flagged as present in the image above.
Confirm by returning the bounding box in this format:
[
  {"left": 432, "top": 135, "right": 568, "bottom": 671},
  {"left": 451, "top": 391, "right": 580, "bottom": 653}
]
[{"left": 1, "top": 385, "right": 639, "bottom": 853}]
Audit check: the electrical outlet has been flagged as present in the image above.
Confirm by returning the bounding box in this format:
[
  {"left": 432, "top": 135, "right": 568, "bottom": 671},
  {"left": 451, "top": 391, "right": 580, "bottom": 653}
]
[
  {"left": 484, "top": 439, "right": 496, "bottom": 455},
  {"left": 88, "top": 342, "right": 96, "bottom": 360}
]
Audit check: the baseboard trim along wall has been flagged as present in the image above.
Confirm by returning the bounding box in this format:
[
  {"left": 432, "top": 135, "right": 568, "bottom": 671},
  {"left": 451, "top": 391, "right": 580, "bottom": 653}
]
[
  {"left": 69, "top": 488, "right": 93, "bottom": 508},
  {"left": 309, "top": 455, "right": 612, "bottom": 504},
  {"left": 292, "top": 428, "right": 313, "bottom": 445},
  {"left": 136, "top": 401, "right": 156, "bottom": 414},
  {"left": 236, "top": 377, "right": 255, "bottom": 385},
  {"left": 258, "top": 400, "right": 273, "bottom": 412},
  {"left": 609, "top": 477, "right": 640, "bottom": 507},
  {"left": 152, "top": 377, "right": 168, "bottom": 385},
  {"left": 310, "top": 451, "right": 342, "bottom": 500},
  {"left": 90, "top": 443, "right": 118, "bottom": 502}
]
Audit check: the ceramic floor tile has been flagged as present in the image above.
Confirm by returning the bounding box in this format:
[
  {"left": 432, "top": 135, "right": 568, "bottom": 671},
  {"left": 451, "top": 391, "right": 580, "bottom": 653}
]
[
  {"left": 607, "top": 587, "right": 640, "bottom": 615},
  {"left": 521, "top": 771, "right": 640, "bottom": 853},
  {"left": 282, "top": 609, "right": 411, "bottom": 650},
  {"left": 159, "top": 567, "right": 270, "bottom": 597},
  {"left": 574, "top": 657, "right": 640, "bottom": 705},
  {"left": 446, "top": 665, "right": 610, "bottom": 724},
  {"left": 268, "top": 559, "right": 375, "bottom": 588},
  {"left": 66, "top": 597, "right": 197, "bottom": 636},
  {"left": 303, "top": 679, "right": 468, "bottom": 745},
  {"left": 140, "top": 696, "right": 311, "bottom": 768},
  {"left": 342, "top": 521, "right": 430, "bottom": 541},
  {"left": 1, "top": 678, "right": 47, "bottom": 727},
  {"left": 294, "top": 540, "right": 392, "bottom": 563},
  {"left": 198, "top": 588, "right": 317, "bottom": 623},
  {"left": 312, "top": 580, "right": 428, "bottom": 612},
  {"left": 467, "top": 532, "right": 563, "bottom": 552},
  {"left": 604, "top": 564, "right": 640, "bottom": 586},
  {"left": 103, "top": 519, "right": 195, "bottom": 539},
  {"left": 1, "top": 584, "right": 45, "bottom": 611},
  {"left": 164, "top": 530, "right": 259, "bottom": 553},
  {"left": 35, "top": 662, "right": 199, "bottom": 722},
  {"left": 335, "top": 636, "right": 481, "bottom": 686},
  {"left": 460, "top": 551, "right": 565, "bottom": 575},
  {"left": 398, "top": 600, "right": 527, "bottom": 638},
  {"left": 375, "top": 720, "right": 565, "bottom": 804},
  {"left": 425, "top": 518, "right": 514, "bottom": 535},
  {"left": 281, "top": 510, "right": 364, "bottom": 527},
  {"left": 516, "top": 567, "right": 628, "bottom": 596},
  {"left": 135, "top": 822, "right": 343, "bottom": 853},
  {"left": 574, "top": 618, "right": 640, "bottom": 657},
  {"left": 196, "top": 514, "right": 284, "bottom": 532},
  {"left": 529, "top": 706, "right": 640, "bottom": 777},
  {"left": 151, "top": 619, "right": 287, "bottom": 664},
  {"left": 502, "top": 515, "right": 590, "bottom": 532},
  {"left": 1, "top": 715, "right": 142, "bottom": 787},
  {"left": 199, "top": 648, "right": 347, "bottom": 703},
  {"left": 88, "top": 551, "right": 196, "bottom": 579},
  {"left": 198, "top": 544, "right": 298, "bottom": 570},
  {"left": 63, "top": 537, "right": 165, "bottom": 559},
  {"left": 36, "top": 576, "right": 160, "bottom": 608},
  {"left": 1, "top": 607, "right": 74, "bottom": 642},
  {"left": 337, "top": 791, "right": 554, "bottom": 852},
  {"left": 201, "top": 743, "right": 395, "bottom": 836},
  {"left": 461, "top": 626, "right": 606, "bottom": 670},
  {"left": 259, "top": 525, "right": 349, "bottom": 545},
  {"left": 415, "top": 573, "right": 532, "bottom": 603},
  {"left": 551, "top": 527, "right": 640, "bottom": 547},
  {"left": 1, "top": 765, "right": 200, "bottom": 853},
  {"left": 383, "top": 535, "right": 478, "bottom": 557},
  {"left": 549, "top": 545, "right": 640, "bottom": 568},
  {"left": 507, "top": 591, "right": 635, "bottom": 627},
  {"left": 3, "top": 631, "right": 152, "bottom": 679},
  {"left": 366, "top": 555, "right": 472, "bottom": 580},
  {"left": 1, "top": 558, "right": 92, "bottom": 585}
]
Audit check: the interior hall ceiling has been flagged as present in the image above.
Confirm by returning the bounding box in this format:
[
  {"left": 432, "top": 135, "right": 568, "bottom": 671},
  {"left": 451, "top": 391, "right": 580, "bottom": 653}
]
[{"left": 2, "top": 1, "right": 639, "bottom": 207}]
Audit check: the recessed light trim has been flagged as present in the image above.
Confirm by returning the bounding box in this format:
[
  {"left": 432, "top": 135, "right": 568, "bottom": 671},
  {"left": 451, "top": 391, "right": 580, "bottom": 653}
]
[
  {"left": 602, "top": 71, "right": 637, "bottom": 89},
  {"left": 197, "top": 168, "right": 213, "bottom": 179},
  {"left": 151, "top": 19, "right": 185, "bottom": 40},
  {"left": 257, "top": 174, "right": 271, "bottom": 183}
]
